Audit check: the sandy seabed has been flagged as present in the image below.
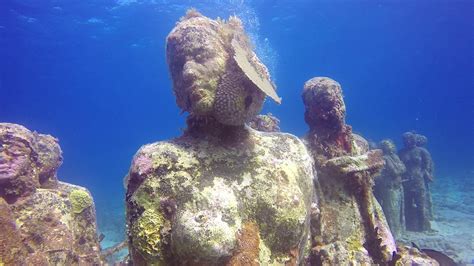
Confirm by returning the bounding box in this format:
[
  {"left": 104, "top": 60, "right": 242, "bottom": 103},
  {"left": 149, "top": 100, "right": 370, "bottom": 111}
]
[{"left": 399, "top": 175, "right": 474, "bottom": 264}]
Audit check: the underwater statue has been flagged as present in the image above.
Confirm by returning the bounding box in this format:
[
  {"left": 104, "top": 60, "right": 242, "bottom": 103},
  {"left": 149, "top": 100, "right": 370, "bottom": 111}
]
[
  {"left": 414, "top": 133, "right": 434, "bottom": 219},
  {"left": 374, "top": 139, "right": 406, "bottom": 238},
  {"left": 125, "top": 10, "right": 314, "bottom": 265},
  {"left": 301, "top": 77, "right": 398, "bottom": 264},
  {"left": 399, "top": 131, "right": 434, "bottom": 232},
  {"left": 0, "top": 123, "right": 101, "bottom": 265}
]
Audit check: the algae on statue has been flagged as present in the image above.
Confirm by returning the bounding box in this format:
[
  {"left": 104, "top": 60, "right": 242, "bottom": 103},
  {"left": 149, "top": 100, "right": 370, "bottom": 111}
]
[
  {"left": 125, "top": 10, "right": 314, "bottom": 265},
  {"left": 399, "top": 131, "right": 435, "bottom": 232},
  {"left": 301, "top": 77, "right": 396, "bottom": 264},
  {"left": 0, "top": 123, "right": 102, "bottom": 265},
  {"left": 374, "top": 139, "right": 406, "bottom": 238}
]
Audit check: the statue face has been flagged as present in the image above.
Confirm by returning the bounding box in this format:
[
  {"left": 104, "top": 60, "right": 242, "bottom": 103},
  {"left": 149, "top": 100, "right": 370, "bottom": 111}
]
[
  {"left": 380, "top": 139, "right": 396, "bottom": 154},
  {"left": 402, "top": 132, "right": 416, "bottom": 148},
  {"left": 166, "top": 15, "right": 228, "bottom": 116},
  {"left": 414, "top": 134, "right": 428, "bottom": 147},
  {"left": 167, "top": 14, "right": 277, "bottom": 126},
  {"left": 303, "top": 77, "right": 346, "bottom": 130},
  {"left": 0, "top": 137, "right": 31, "bottom": 182}
]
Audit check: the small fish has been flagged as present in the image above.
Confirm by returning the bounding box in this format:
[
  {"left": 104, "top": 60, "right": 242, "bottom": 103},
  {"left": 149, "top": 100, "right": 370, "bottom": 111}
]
[
  {"left": 412, "top": 242, "right": 457, "bottom": 266},
  {"left": 98, "top": 233, "right": 105, "bottom": 242}
]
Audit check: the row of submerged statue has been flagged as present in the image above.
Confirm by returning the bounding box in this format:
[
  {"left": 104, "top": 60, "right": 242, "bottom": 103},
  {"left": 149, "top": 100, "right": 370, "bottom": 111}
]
[
  {"left": 374, "top": 132, "right": 435, "bottom": 238},
  {"left": 0, "top": 10, "right": 442, "bottom": 265},
  {"left": 123, "top": 10, "right": 437, "bottom": 265}
]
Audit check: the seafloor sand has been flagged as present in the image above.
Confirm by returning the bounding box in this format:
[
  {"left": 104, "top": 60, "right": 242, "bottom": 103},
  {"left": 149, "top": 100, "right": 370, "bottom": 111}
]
[
  {"left": 96, "top": 199, "right": 128, "bottom": 263},
  {"left": 399, "top": 175, "right": 474, "bottom": 264}
]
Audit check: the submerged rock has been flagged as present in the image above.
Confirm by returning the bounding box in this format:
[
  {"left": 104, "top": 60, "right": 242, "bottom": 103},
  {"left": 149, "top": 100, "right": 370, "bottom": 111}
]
[
  {"left": 0, "top": 123, "right": 102, "bottom": 265},
  {"left": 394, "top": 245, "right": 440, "bottom": 265}
]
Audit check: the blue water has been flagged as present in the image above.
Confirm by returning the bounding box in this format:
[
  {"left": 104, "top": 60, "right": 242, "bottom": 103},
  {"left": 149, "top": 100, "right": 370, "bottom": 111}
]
[{"left": 1, "top": 0, "right": 473, "bottom": 254}]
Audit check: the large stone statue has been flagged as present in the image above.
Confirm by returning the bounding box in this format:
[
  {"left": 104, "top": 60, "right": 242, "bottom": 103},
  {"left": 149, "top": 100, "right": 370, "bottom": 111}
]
[
  {"left": 301, "top": 77, "right": 397, "bottom": 265},
  {"left": 0, "top": 123, "right": 101, "bottom": 265},
  {"left": 125, "top": 10, "right": 314, "bottom": 265},
  {"left": 399, "top": 131, "right": 434, "bottom": 232},
  {"left": 374, "top": 139, "right": 406, "bottom": 238}
]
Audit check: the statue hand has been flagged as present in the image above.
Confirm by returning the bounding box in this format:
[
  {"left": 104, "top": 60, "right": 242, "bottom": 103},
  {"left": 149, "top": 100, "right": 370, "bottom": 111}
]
[{"left": 424, "top": 171, "right": 434, "bottom": 182}]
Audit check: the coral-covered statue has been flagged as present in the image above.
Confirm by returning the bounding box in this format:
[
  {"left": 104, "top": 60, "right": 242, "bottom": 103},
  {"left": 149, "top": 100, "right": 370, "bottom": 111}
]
[
  {"left": 0, "top": 123, "right": 101, "bottom": 265},
  {"left": 125, "top": 10, "right": 314, "bottom": 265},
  {"left": 302, "top": 77, "right": 353, "bottom": 160},
  {"left": 399, "top": 131, "right": 434, "bottom": 232},
  {"left": 374, "top": 139, "right": 406, "bottom": 238},
  {"left": 302, "top": 77, "right": 397, "bottom": 264}
]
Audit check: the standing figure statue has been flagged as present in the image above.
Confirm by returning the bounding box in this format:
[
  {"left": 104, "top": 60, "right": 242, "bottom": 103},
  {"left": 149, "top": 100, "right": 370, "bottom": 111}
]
[
  {"left": 414, "top": 134, "right": 434, "bottom": 219},
  {"left": 302, "top": 77, "right": 398, "bottom": 264},
  {"left": 374, "top": 139, "right": 406, "bottom": 238},
  {"left": 399, "top": 132, "right": 434, "bottom": 232}
]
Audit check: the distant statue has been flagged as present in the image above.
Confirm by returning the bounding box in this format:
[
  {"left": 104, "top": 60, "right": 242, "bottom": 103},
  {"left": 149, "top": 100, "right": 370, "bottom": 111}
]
[
  {"left": 374, "top": 139, "right": 406, "bottom": 238},
  {"left": 399, "top": 132, "right": 434, "bottom": 231},
  {"left": 414, "top": 134, "right": 434, "bottom": 219}
]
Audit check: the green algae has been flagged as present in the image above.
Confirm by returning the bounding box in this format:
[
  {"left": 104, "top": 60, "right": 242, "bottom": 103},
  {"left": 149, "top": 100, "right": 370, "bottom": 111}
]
[
  {"left": 130, "top": 208, "right": 166, "bottom": 261},
  {"left": 69, "top": 189, "right": 93, "bottom": 214}
]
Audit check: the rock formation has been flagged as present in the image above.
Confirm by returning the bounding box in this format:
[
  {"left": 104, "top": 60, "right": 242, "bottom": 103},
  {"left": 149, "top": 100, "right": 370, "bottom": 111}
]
[
  {"left": 0, "top": 123, "right": 102, "bottom": 265},
  {"left": 125, "top": 10, "right": 313, "bottom": 265}
]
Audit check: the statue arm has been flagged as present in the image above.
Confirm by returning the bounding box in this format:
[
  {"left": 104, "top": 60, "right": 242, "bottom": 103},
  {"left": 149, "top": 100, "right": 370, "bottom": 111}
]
[
  {"left": 393, "top": 156, "right": 406, "bottom": 175},
  {"left": 384, "top": 157, "right": 397, "bottom": 176},
  {"left": 422, "top": 150, "right": 434, "bottom": 182},
  {"left": 385, "top": 156, "right": 405, "bottom": 177}
]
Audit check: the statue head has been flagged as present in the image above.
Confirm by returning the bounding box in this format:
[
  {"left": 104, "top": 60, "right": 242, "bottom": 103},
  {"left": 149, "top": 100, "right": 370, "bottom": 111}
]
[
  {"left": 379, "top": 139, "right": 396, "bottom": 154},
  {"left": 402, "top": 132, "right": 416, "bottom": 149},
  {"left": 166, "top": 10, "right": 280, "bottom": 126},
  {"left": 414, "top": 133, "right": 428, "bottom": 147},
  {"left": 0, "top": 124, "right": 62, "bottom": 200},
  {"left": 402, "top": 131, "right": 428, "bottom": 149},
  {"left": 302, "top": 77, "right": 346, "bottom": 133},
  {"left": 0, "top": 128, "right": 32, "bottom": 183}
]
